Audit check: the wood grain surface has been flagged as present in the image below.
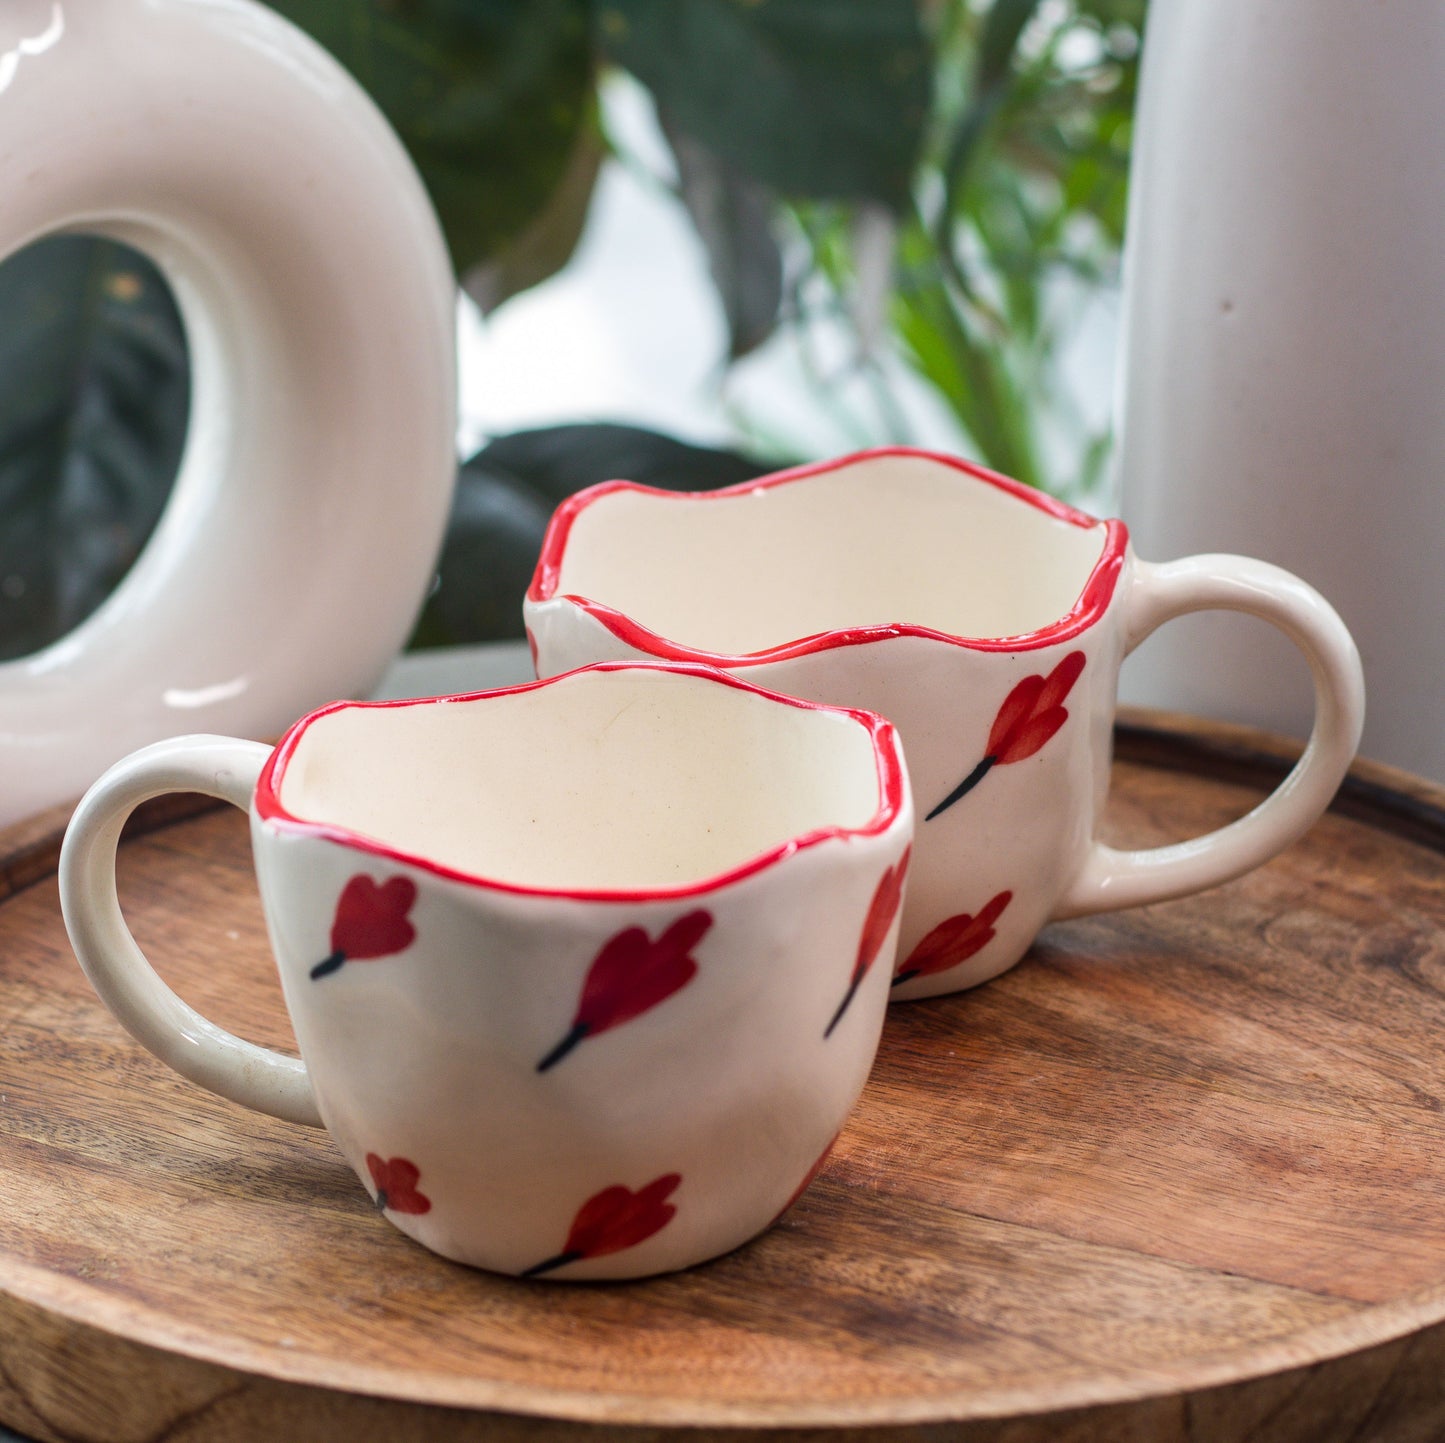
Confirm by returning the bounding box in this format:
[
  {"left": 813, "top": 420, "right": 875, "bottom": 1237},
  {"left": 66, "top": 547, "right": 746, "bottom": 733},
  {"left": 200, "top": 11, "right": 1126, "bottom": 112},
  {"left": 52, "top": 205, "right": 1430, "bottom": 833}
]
[{"left": 0, "top": 712, "right": 1443, "bottom": 1443}]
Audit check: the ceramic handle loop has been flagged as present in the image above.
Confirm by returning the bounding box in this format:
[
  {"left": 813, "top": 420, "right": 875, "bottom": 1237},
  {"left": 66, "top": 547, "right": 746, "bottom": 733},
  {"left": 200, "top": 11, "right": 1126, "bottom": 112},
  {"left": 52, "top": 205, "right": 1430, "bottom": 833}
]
[
  {"left": 1054, "top": 555, "right": 1366, "bottom": 919},
  {"left": 58, "top": 736, "right": 323, "bottom": 1128}
]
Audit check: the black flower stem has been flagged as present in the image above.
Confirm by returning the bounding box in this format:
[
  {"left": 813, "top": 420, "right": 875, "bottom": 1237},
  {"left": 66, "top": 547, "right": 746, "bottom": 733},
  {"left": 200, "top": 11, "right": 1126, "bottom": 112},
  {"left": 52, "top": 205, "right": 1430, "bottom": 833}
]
[
  {"left": 310, "top": 950, "right": 346, "bottom": 980},
  {"left": 536, "top": 1021, "right": 589, "bottom": 1073},
  {"left": 925, "top": 755, "right": 996, "bottom": 822},
  {"left": 890, "top": 970, "right": 920, "bottom": 988},
  {"left": 824, "top": 974, "right": 863, "bottom": 1040},
  {"left": 521, "top": 1249, "right": 584, "bottom": 1279}
]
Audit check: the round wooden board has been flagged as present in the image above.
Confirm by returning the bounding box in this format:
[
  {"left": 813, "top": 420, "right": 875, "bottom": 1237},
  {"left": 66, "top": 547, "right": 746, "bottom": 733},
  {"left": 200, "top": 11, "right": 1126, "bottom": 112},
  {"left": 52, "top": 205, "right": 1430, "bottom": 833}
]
[{"left": 1, "top": 711, "right": 1444, "bottom": 1443}]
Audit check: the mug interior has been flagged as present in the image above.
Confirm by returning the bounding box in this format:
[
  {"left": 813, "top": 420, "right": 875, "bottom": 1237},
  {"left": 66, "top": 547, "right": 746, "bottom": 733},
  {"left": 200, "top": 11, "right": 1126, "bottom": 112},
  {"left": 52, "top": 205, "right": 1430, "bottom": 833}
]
[
  {"left": 265, "top": 667, "right": 892, "bottom": 894},
  {"left": 550, "top": 452, "right": 1110, "bottom": 655}
]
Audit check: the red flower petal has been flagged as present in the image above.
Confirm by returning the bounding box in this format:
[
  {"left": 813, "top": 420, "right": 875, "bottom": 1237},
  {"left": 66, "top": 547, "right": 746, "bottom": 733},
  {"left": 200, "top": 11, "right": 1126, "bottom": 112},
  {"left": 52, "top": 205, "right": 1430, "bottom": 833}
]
[
  {"left": 897, "top": 891, "right": 1013, "bottom": 980},
  {"left": 563, "top": 1173, "right": 682, "bottom": 1259},
  {"left": 853, "top": 848, "right": 911, "bottom": 984},
  {"left": 825, "top": 850, "right": 912, "bottom": 1038},
  {"left": 330, "top": 875, "right": 417, "bottom": 961},
  {"left": 994, "top": 708, "right": 1068, "bottom": 765},
  {"left": 986, "top": 673, "right": 1046, "bottom": 759},
  {"left": 1036, "top": 649, "right": 1086, "bottom": 710},
  {"left": 365, "top": 1153, "right": 432, "bottom": 1215},
  {"left": 986, "top": 652, "right": 1086, "bottom": 765},
  {"left": 576, "top": 911, "right": 710, "bottom": 1036}
]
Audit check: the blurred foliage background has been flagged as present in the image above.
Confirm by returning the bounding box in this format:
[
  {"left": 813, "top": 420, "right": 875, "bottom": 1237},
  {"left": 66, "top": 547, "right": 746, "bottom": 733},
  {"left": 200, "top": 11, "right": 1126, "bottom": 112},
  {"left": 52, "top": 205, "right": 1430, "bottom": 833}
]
[{"left": 0, "top": 0, "right": 1146, "bottom": 661}]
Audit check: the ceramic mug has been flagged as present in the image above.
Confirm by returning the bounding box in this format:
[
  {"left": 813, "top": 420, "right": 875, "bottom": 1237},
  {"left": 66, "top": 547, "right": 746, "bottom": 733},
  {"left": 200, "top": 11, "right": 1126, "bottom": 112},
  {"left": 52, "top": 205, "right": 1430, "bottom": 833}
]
[
  {"left": 0, "top": 0, "right": 457, "bottom": 826},
  {"left": 59, "top": 663, "right": 913, "bottom": 1279},
  {"left": 524, "top": 448, "right": 1366, "bottom": 998}
]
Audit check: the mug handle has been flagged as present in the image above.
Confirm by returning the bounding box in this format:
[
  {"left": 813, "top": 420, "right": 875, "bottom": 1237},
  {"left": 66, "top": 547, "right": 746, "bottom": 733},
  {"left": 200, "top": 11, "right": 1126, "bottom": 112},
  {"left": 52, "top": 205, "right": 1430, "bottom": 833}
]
[
  {"left": 1053, "top": 554, "right": 1366, "bottom": 919},
  {"left": 58, "top": 735, "right": 322, "bottom": 1128}
]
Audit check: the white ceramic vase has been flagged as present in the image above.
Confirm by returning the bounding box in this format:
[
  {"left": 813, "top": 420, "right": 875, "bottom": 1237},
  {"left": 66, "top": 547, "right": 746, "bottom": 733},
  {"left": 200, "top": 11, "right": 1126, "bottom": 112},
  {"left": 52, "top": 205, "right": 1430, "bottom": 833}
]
[
  {"left": 1115, "top": 0, "right": 1445, "bottom": 779},
  {"left": 0, "top": 0, "right": 458, "bottom": 825}
]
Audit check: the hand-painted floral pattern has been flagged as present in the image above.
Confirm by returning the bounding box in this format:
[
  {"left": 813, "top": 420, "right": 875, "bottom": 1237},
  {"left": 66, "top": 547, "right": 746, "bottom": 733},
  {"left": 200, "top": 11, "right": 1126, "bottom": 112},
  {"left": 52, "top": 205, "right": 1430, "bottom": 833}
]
[
  {"left": 926, "top": 651, "right": 1086, "bottom": 821},
  {"left": 521, "top": 1173, "right": 682, "bottom": 1278},
  {"left": 893, "top": 890, "right": 1013, "bottom": 985},
  {"left": 366, "top": 1153, "right": 432, "bottom": 1215},
  {"left": 311, "top": 875, "right": 418, "bottom": 980},
  {"left": 537, "top": 912, "right": 711, "bottom": 1071},
  {"left": 824, "top": 850, "right": 910, "bottom": 1039}
]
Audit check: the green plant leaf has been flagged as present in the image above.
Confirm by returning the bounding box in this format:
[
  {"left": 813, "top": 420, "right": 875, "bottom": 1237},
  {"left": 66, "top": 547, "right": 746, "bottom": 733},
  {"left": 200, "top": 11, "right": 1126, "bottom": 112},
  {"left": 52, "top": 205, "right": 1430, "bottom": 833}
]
[
  {"left": 464, "top": 108, "right": 606, "bottom": 313},
  {"left": 411, "top": 424, "right": 773, "bottom": 646},
  {"left": 663, "top": 118, "right": 784, "bottom": 360},
  {"left": 0, "top": 238, "right": 189, "bottom": 663},
  {"left": 976, "top": 0, "right": 1044, "bottom": 92},
  {"left": 893, "top": 287, "right": 1042, "bottom": 490},
  {"left": 599, "top": 0, "right": 931, "bottom": 208},
  {"left": 935, "top": 0, "right": 1044, "bottom": 290},
  {"left": 1073, "top": 0, "right": 1148, "bottom": 27},
  {"left": 265, "top": 0, "right": 592, "bottom": 277},
  {"left": 482, "top": 422, "right": 773, "bottom": 496}
]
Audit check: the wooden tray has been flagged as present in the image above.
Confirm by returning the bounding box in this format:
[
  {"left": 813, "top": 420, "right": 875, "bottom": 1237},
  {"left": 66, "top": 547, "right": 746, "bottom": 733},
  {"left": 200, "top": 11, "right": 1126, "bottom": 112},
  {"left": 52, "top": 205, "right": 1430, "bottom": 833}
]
[{"left": 0, "top": 711, "right": 1443, "bottom": 1443}]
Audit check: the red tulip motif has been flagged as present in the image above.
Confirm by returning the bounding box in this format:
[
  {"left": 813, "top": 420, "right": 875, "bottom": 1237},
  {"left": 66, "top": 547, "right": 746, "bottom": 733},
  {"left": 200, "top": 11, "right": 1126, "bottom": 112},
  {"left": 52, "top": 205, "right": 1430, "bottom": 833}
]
[
  {"left": 824, "top": 850, "right": 910, "bottom": 1039},
  {"left": 926, "top": 651, "right": 1086, "bottom": 821},
  {"left": 521, "top": 1173, "right": 682, "bottom": 1278},
  {"left": 366, "top": 1153, "right": 432, "bottom": 1215},
  {"left": 537, "top": 911, "right": 712, "bottom": 1071},
  {"left": 311, "top": 875, "right": 418, "bottom": 980},
  {"left": 893, "top": 890, "right": 1013, "bottom": 986}
]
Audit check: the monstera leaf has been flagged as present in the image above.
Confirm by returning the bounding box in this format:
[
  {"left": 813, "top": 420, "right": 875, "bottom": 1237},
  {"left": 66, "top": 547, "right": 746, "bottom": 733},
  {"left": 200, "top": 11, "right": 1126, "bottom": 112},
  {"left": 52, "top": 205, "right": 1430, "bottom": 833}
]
[
  {"left": 410, "top": 423, "right": 773, "bottom": 646},
  {"left": 0, "top": 237, "right": 190, "bottom": 663}
]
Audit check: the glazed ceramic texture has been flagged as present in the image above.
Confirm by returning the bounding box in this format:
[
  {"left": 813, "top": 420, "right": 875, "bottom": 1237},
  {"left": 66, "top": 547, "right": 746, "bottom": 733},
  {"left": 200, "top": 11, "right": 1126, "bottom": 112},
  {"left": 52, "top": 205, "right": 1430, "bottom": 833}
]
[
  {"left": 57, "top": 665, "right": 913, "bottom": 1279},
  {"left": 525, "top": 449, "right": 1366, "bottom": 997},
  {"left": 1116, "top": 0, "right": 1445, "bottom": 784},
  {"left": 0, "top": 0, "right": 457, "bottom": 824}
]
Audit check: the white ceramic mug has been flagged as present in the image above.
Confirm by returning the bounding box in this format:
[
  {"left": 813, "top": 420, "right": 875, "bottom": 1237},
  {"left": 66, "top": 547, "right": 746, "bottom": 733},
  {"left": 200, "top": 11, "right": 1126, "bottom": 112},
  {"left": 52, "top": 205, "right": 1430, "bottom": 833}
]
[
  {"left": 59, "top": 664, "right": 913, "bottom": 1279},
  {"left": 524, "top": 448, "right": 1366, "bottom": 997},
  {"left": 0, "top": 0, "right": 457, "bottom": 825}
]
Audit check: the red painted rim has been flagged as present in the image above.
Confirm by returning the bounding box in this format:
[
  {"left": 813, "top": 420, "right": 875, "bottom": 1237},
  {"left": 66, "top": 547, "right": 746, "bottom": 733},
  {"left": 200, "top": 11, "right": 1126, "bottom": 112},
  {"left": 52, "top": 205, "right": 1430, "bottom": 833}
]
[
  {"left": 528, "top": 446, "right": 1128, "bottom": 662},
  {"left": 254, "top": 661, "right": 909, "bottom": 902}
]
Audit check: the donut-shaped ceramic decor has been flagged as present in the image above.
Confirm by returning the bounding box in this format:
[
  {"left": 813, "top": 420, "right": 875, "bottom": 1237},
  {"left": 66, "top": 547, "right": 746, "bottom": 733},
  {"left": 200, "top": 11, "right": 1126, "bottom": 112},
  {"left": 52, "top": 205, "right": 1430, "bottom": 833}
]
[{"left": 0, "top": 0, "right": 458, "bottom": 826}]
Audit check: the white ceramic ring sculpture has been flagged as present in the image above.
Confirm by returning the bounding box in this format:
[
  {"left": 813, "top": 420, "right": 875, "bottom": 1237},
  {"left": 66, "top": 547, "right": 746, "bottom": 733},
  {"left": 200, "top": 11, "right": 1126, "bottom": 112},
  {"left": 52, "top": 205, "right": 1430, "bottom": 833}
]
[{"left": 0, "top": 0, "right": 458, "bottom": 826}]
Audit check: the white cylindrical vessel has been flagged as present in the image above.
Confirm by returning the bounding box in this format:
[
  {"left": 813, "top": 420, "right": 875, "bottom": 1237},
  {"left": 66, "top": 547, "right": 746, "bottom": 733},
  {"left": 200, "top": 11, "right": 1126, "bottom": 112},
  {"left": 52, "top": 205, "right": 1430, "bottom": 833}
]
[{"left": 1115, "top": 0, "right": 1445, "bottom": 778}]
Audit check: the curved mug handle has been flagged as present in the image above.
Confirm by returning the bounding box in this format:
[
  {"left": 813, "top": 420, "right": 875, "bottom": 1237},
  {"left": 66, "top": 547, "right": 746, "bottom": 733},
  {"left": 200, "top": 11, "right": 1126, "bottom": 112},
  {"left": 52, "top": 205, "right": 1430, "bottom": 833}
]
[
  {"left": 1054, "top": 555, "right": 1366, "bottom": 919},
  {"left": 59, "top": 735, "right": 322, "bottom": 1128},
  {"left": 0, "top": 0, "right": 456, "bottom": 828}
]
